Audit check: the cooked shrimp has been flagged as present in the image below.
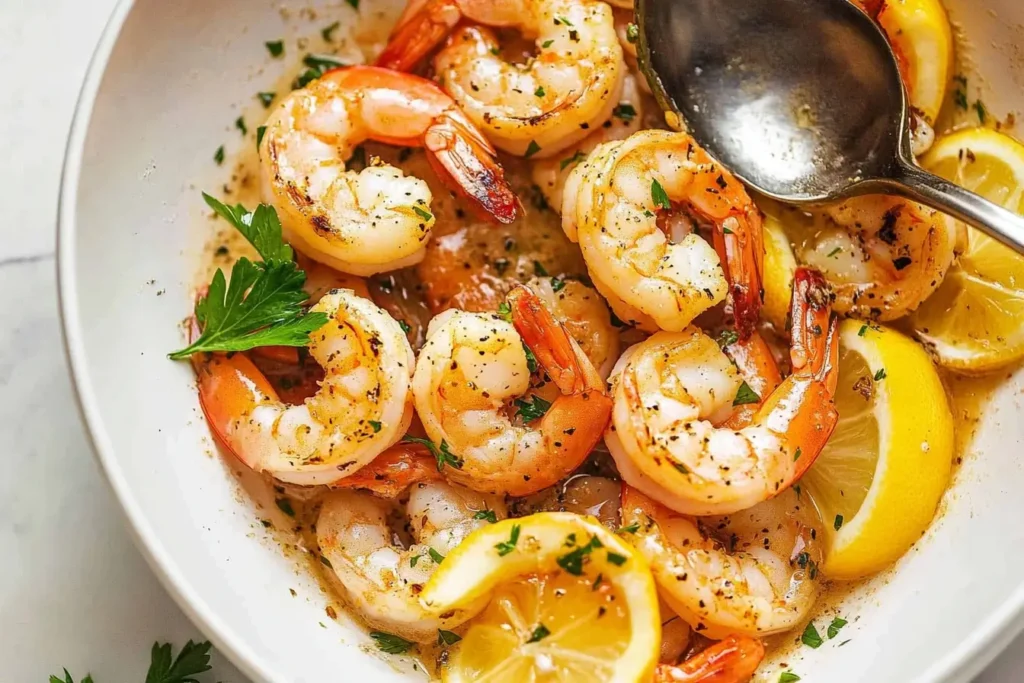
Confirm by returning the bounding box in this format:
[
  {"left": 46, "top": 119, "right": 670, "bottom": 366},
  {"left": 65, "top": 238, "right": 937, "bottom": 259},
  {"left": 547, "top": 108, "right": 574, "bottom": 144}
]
[
  {"left": 378, "top": 0, "right": 625, "bottom": 158},
  {"left": 317, "top": 481, "right": 506, "bottom": 641},
  {"left": 562, "top": 130, "right": 765, "bottom": 335},
  {"left": 654, "top": 635, "right": 766, "bottom": 682},
  {"left": 259, "top": 65, "right": 518, "bottom": 277},
  {"left": 330, "top": 442, "right": 442, "bottom": 498},
  {"left": 526, "top": 275, "right": 620, "bottom": 378},
  {"left": 412, "top": 285, "right": 612, "bottom": 496},
  {"left": 791, "top": 195, "right": 958, "bottom": 320},
  {"left": 531, "top": 73, "right": 644, "bottom": 210},
  {"left": 193, "top": 289, "right": 415, "bottom": 486},
  {"left": 624, "top": 485, "right": 822, "bottom": 639},
  {"left": 606, "top": 268, "right": 839, "bottom": 515}
]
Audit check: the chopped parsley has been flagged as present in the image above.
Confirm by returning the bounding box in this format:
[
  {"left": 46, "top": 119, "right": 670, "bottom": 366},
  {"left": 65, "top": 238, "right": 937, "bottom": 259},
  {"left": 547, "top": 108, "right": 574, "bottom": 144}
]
[
  {"left": 368, "top": 420, "right": 382, "bottom": 433},
  {"left": 535, "top": 85, "right": 546, "bottom": 97},
  {"left": 560, "top": 150, "right": 587, "bottom": 171},
  {"left": 612, "top": 103, "right": 637, "bottom": 122},
  {"left": 874, "top": 368, "right": 887, "bottom": 381},
  {"left": 523, "top": 343, "right": 539, "bottom": 374},
  {"left": 557, "top": 535, "right": 603, "bottom": 575},
  {"left": 827, "top": 616, "right": 848, "bottom": 639},
  {"left": 321, "top": 21, "right": 340, "bottom": 42},
  {"left": 257, "top": 91, "right": 275, "bottom": 108},
  {"left": 542, "top": 39, "right": 555, "bottom": 48},
  {"left": 213, "top": 145, "right": 225, "bottom": 165},
  {"left": 515, "top": 394, "right": 553, "bottom": 423},
  {"left": 437, "top": 629, "right": 462, "bottom": 646},
  {"left": 717, "top": 329, "right": 739, "bottom": 348},
  {"left": 235, "top": 116, "right": 247, "bottom": 136},
  {"left": 495, "top": 524, "right": 522, "bottom": 556},
  {"left": 474, "top": 509, "right": 498, "bottom": 524},
  {"left": 413, "top": 206, "right": 433, "bottom": 222},
  {"left": 398, "top": 320, "right": 411, "bottom": 334},
  {"left": 275, "top": 498, "right": 295, "bottom": 517},
  {"left": 732, "top": 381, "right": 761, "bottom": 406},
  {"left": 256, "top": 125, "right": 267, "bottom": 150},
  {"left": 293, "top": 53, "right": 349, "bottom": 89},
  {"left": 533, "top": 260, "right": 549, "bottom": 276},
  {"left": 370, "top": 631, "right": 414, "bottom": 654},
  {"left": 651, "top": 178, "right": 672, "bottom": 210},
  {"left": 555, "top": 15, "right": 573, "bottom": 26},
  {"left": 428, "top": 547, "right": 445, "bottom": 564},
  {"left": 527, "top": 624, "right": 551, "bottom": 643},
  {"left": 606, "top": 551, "right": 627, "bottom": 566},
  {"left": 974, "top": 99, "right": 987, "bottom": 124},
  {"left": 626, "top": 23, "right": 639, "bottom": 44},
  {"left": 779, "top": 672, "right": 801, "bottom": 682},
  {"left": 794, "top": 447, "right": 802, "bottom": 462},
  {"left": 402, "top": 436, "right": 464, "bottom": 471},
  {"left": 525, "top": 140, "right": 542, "bottom": 158},
  {"left": 551, "top": 276, "right": 567, "bottom": 292},
  {"left": 265, "top": 40, "right": 284, "bottom": 57},
  {"left": 497, "top": 301, "right": 513, "bottom": 322},
  {"left": 617, "top": 522, "right": 640, "bottom": 535},
  {"left": 410, "top": 554, "right": 422, "bottom": 567},
  {"left": 827, "top": 247, "right": 842, "bottom": 257},
  {"left": 834, "top": 514, "right": 844, "bottom": 530},
  {"left": 801, "top": 622, "right": 824, "bottom": 648}
]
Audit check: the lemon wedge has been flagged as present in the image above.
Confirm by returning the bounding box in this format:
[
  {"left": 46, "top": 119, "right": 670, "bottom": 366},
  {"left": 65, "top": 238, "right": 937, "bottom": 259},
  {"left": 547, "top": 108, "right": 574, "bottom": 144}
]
[
  {"left": 761, "top": 209, "right": 798, "bottom": 332},
  {"left": 421, "top": 512, "right": 661, "bottom": 683},
  {"left": 875, "top": 0, "right": 953, "bottom": 124},
  {"left": 911, "top": 127, "right": 1024, "bottom": 372},
  {"left": 802, "top": 320, "right": 953, "bottom": 580}
]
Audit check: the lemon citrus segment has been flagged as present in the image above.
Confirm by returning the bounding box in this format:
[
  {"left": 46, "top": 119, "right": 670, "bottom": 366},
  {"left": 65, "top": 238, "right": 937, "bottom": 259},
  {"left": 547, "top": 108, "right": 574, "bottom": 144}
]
[
  {"left": 913, "top": 128, "right": 1024, "bottom": 372},
  {"left": 803, "top": 320, "right": 953, "bottom": 580},
  {"left": 761, "top": 211, "right": 798, "bottom": 332},
  {"left": 876, "top": 0, "right": 953, "bottom": 124},
  {"left": 421, "top": 512, "right": 660, "bottom": 683}
]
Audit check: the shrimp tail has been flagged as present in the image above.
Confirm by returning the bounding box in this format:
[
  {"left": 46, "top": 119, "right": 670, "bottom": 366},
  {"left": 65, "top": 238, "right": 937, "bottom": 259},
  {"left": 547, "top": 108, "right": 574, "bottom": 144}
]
[
  {"left": 507, "top": 284, "right": 592, "bottom": 394},
  {"left": 425, "top": 111, "right": 521, "bottom": 224},
  {"left": 331, "top": 443, "right": 443, "bottom": 498},
  {"left": 711, "top": 207, "right": 765, "bottom": 340},
  {"left": 720, "top": 331, "right": 782, "bottom": 430},
  {"left": 653, "top": 635, "right": 766, "bottom": 683},
  {"left": 376, "top": 0, "right": 463, "bottom": 71}
]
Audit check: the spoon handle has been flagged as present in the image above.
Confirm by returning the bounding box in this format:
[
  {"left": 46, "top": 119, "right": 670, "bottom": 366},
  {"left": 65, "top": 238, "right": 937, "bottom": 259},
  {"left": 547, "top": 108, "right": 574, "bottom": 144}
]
[{"left": 887, "top": 158, "right": 1024, "bottom": 254}]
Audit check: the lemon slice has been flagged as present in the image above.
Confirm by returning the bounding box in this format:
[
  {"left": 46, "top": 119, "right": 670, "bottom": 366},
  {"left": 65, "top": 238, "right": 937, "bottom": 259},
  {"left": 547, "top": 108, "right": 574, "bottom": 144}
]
[
  {"left": 802, "top": 320, "right": 953, "bottom": 580},
  {"left": 912, "top": 128, "right": 1024, "bottom": 372},
  {"left": 761, "top": 209, "right": 798, "bottom": 332},
  {"left": 421, "top": 512, "right": 660, "bottom": 683},
  {"left": 875, "top": 0, "right": 953, "bottom": 124}
]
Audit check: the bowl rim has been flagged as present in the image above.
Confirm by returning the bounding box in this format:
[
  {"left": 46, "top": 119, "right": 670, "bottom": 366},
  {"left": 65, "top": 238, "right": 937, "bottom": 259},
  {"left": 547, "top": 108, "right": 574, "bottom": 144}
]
[{"left": 55, "top": 1, "right": 1024, "bottom": 681}]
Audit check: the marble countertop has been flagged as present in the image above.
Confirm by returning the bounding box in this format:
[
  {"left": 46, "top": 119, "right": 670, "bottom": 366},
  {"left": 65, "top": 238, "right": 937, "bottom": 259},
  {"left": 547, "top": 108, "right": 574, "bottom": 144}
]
[{"left": 0, "top": 0, "right": 1020, "bottom": 680}]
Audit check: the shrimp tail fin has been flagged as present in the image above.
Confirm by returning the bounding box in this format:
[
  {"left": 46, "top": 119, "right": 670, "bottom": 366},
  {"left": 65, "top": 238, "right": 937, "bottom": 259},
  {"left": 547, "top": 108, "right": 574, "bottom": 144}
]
[
  {"left": 425, "top": 112, "right": 521, "bottom": 224},
  {"left": 789, "top": 266, "right": 835, "bottom": 375},
  {"left": 712, "top": 207, "right": 765, "bottom": 339},
  {"left": 376, "top": 0, "right": 463, "bottom": 71},
  {"left": 330, "top": 443, "right": 443, "bottom": 498},
  {"left": 653, "top": 635, "right": 766, "bottom": 683}
]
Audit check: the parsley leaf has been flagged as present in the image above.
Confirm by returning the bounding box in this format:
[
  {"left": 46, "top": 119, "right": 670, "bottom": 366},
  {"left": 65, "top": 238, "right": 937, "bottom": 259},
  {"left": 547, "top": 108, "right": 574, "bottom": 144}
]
[
  {"left": 626, "top": 23, "right": 639, "bottom": 43},
  {"left": 779, "top": 672, "right": 801, "bottom": 682},
  {"left": 617, "top": 522, "right": 640, "bottom": 535},
  {"left": 606, "top": 551, "right": 627, "bottom": 566},
  {"left": 213, "top": 145, "right": 225, "bottom": 165},
  {"left": 321, "top": 21, "right": 340, "bottom": 42},
  {"left": 827, "top": 616, "right": 848, "bottom": 639},
  {"left": 717, "top": 329, "right": 739, "bottom": 348},
  {"left": 428, "top": 547, "right": 446, "bottom": 564},
  {"left": 474, "top": 509, "right": 498, "bottom": 523},
  {"left": 145, "top": 640, "right": 213, "bottom": 683},
  {"left": 527, "top": 624, "right": 551, "bottom": 643},
  {"left": 495, "top": 523, "right": 521, "bottom": 556},
  {"left": 437, "top": 629, "right": 462, "bottom": 646},
  {"left": 49, "top": 671, "right": 93, "bottom": 683},
  {"left": 370, "top": 631, "right": 414, "bottom": 654},
  {"left": 202, "top": 194, "right": 293, "bottom": 262},
  {"left": 732, "top": 381, "right": 761, "bottom": 406},
  {"left": 834, "top": 514, "right": 844, "bottom": 530},
  {"left": 497, "top": 301, "right": 513, "bottom": 322},
  {"left": 265, "top": 40, "right": 284, "bottom": 57},
  {"left": 402, "top": 436, "right": 465, "bottom": 471},
  {"left": 560, "top": 150, "right": 587, "bottom": 171},
  {"left": 168, "top": 258, "right": 326, "bottom": 358},
  {"left": 293, "top": 53, "right": 349, "bottom": 89},
  {"left": 557, "top": 535, "right": 603, "bottom": 575},
  {"left": 257, "top": 91, "right": 275, "bottom": 108},
  {"left": 801, "top": 622, "right": 824, "bottom": 649},
  {"left": 515, "top": 394, "right": 553, "bottom": 422},
  {"left": 522, "top": 343, "right": 539, "bottom": 373},
  {"left": 525, "top": 140, "right": 542, "bottom": 158},
  {"left": 651, "top": 179, "right": 671, "bottom": 210},
  {"left": 874, "top": 368, "right": 887, "bottom": 381},
  {"left": 612, "top": 103, "right": 637, "bottom": 122}
]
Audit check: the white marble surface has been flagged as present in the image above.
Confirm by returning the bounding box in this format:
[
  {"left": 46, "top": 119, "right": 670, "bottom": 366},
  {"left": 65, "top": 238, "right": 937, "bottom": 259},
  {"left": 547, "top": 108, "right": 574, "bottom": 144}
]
[{"left": 0, "top": 0, "right": 1019, "bottom": 681}]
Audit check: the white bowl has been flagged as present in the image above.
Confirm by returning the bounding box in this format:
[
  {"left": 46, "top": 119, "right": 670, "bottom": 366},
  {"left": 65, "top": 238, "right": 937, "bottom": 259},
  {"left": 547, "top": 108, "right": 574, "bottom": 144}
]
[{"left": 58, "top": 0, "right": 1024, "bottom": 681}]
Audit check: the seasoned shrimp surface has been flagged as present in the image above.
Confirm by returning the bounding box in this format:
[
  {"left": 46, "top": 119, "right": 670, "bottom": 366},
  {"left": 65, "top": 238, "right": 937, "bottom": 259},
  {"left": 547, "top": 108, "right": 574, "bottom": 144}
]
[
  {"left": 317, "top": 481, "right": 506, "bottom": 641},
  {"left": 791, "top": 195, "right": 958, "bottom": 320},
  {"left": 412, "top": 286, "right": 611, "bottom": 496},
  {"left": 654, "top": 636, "right": 766, "bottom": 683},
  {"left": 606, "top": 269, "right": 839, "bottom": 515},
  {"left": 260, "top": 65, "right": 517, "bottom": 276},
  {"left": 193, "top": 289, "right": 414, "bottom": 486},
  {"left": 624, "top": 485, "right": 822, "bottom": 639},
  {"left": 532, "top": 73, "right": 645, "bottom": 210},
  {"left": 379, "top": 0, "right": 625, "bottom": 158},
  {"left": 563, "top": 130, "right": 764, "bottom": 335}
]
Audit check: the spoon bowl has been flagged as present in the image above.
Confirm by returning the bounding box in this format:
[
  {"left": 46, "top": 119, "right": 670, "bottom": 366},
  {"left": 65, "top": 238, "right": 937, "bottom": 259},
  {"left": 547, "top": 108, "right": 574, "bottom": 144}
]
[{"left": 636, "top": 0, "right": 1024, "bottom": 253}]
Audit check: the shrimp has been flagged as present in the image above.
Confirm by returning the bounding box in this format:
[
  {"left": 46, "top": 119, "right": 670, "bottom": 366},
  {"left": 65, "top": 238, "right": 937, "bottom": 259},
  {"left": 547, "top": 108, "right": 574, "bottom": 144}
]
[
  {"left": 378, "top": 0, "right": 626, "bottom": 158},
  {"left": 605, "top": 268, "right": 839, "bottom": 515},
  {"left": 531, "top": 72, "right": 645, "bottom": 210},
  {"left": 791, "top": 195, "right": 958, "bottom": 321},
  {"left": 317, "top": 480, "right": 506, "bottom": 641},
  {"left": 562, "top": 130, "right": 764, "bottom": 336},
  {"left": 259, "top": 65, "right": 518, "bottom": 277},
  {"left": 412, "top": 285, "right": 612, "bottom": 496},
  {"left": 526, "top": 275, "right": 620, "bottom": 378},
  {"left": 654, "top": 635, "right": 766, "bottom": 683},
  {"left": 516, "top": 474, "right": 623, "bottom": 529},
  {"left": 330, "top": 442, "right": 443, "bottom": 498},
  {"left": 193, "top": 289, "right": 415, "bottom": 486},
  {"left": 623, "top": 484, "right": 822, "bottom": 639}
]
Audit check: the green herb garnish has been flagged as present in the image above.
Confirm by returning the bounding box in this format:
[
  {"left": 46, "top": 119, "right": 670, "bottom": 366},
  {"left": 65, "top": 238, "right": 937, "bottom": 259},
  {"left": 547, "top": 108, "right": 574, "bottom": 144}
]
[
  {"left": 515, "top": 394, "right": 553, "bottom": 423},
  {"left": 370, "top": 631, "right": 414, "bottom": 654},
  {"left": 651, "top": 178, "right": 671, "bottom": 210},
  {"left": 402, "top": 436, "right": 464, "bottom": 471},
  {"left": 495, "top": 524, "right": 522, "bottom": 556},
  {"left": 732, "top": 381, "right": 761, "bottom": 406}
]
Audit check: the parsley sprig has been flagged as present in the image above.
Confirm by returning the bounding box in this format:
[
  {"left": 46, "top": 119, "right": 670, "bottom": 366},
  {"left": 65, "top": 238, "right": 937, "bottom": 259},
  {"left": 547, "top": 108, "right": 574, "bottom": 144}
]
[
  {"left": 53, "top": 640, "right": 213, "bottom": 683},
  {"left": 168, "top": 194, "right": 327, "bottom": 359},
  {"left": 402, "top": 436, "right": 464, "bottom": 471}
]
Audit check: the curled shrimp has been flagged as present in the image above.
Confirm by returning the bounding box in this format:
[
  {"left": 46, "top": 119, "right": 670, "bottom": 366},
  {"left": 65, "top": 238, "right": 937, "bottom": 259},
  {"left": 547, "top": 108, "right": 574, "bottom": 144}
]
[
  {"left": 317, "top": 480, "right": 506, "bottom": 641},
  {"left": 654, "top": 635, "right": 766, "bottom": 683},
  {"left": 329, "top": 442, "right": 443, "bottom": 499},
  {"left": 193, "top": 289, "right": 415, "bottom": 486},
  {"left": 606, "top": 268, "right": 839, "bottom": 515},
  {"left": 259, "top": 65, "right": 518, "bottom": 276},
  {"left": 378, "top": 0, "right": 625, "bottom": 158},
  {"left": 412, "top": 285, "right": 612, "bottom": 496},
  {"left": 791, "top": 195, "right": 958, "bottom": 321},
  {"left": 562, "top": 130, "right": 764, "bottom": 335},
  {"left": 531, "top": 72, "right": 645, "bottom": 210}
]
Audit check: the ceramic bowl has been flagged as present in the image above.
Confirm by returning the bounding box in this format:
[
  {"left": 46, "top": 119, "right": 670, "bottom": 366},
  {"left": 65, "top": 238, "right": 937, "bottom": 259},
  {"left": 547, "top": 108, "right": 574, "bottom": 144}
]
[{"left": 58, "top": 0, "right": 1024, "bottom": 680}]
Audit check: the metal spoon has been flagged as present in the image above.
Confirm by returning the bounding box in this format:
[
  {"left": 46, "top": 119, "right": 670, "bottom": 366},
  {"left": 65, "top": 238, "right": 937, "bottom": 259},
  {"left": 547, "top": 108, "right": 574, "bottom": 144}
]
[{"left": 635, "top": 0, "right": 1024, "bottom": 254}]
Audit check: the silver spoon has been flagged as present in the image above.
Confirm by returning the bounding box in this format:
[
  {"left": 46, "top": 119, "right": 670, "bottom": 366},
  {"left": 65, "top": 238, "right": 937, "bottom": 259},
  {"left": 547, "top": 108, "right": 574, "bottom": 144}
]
[{"left": 634, "top": 0, "right": 1024, "bottom": 254}]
